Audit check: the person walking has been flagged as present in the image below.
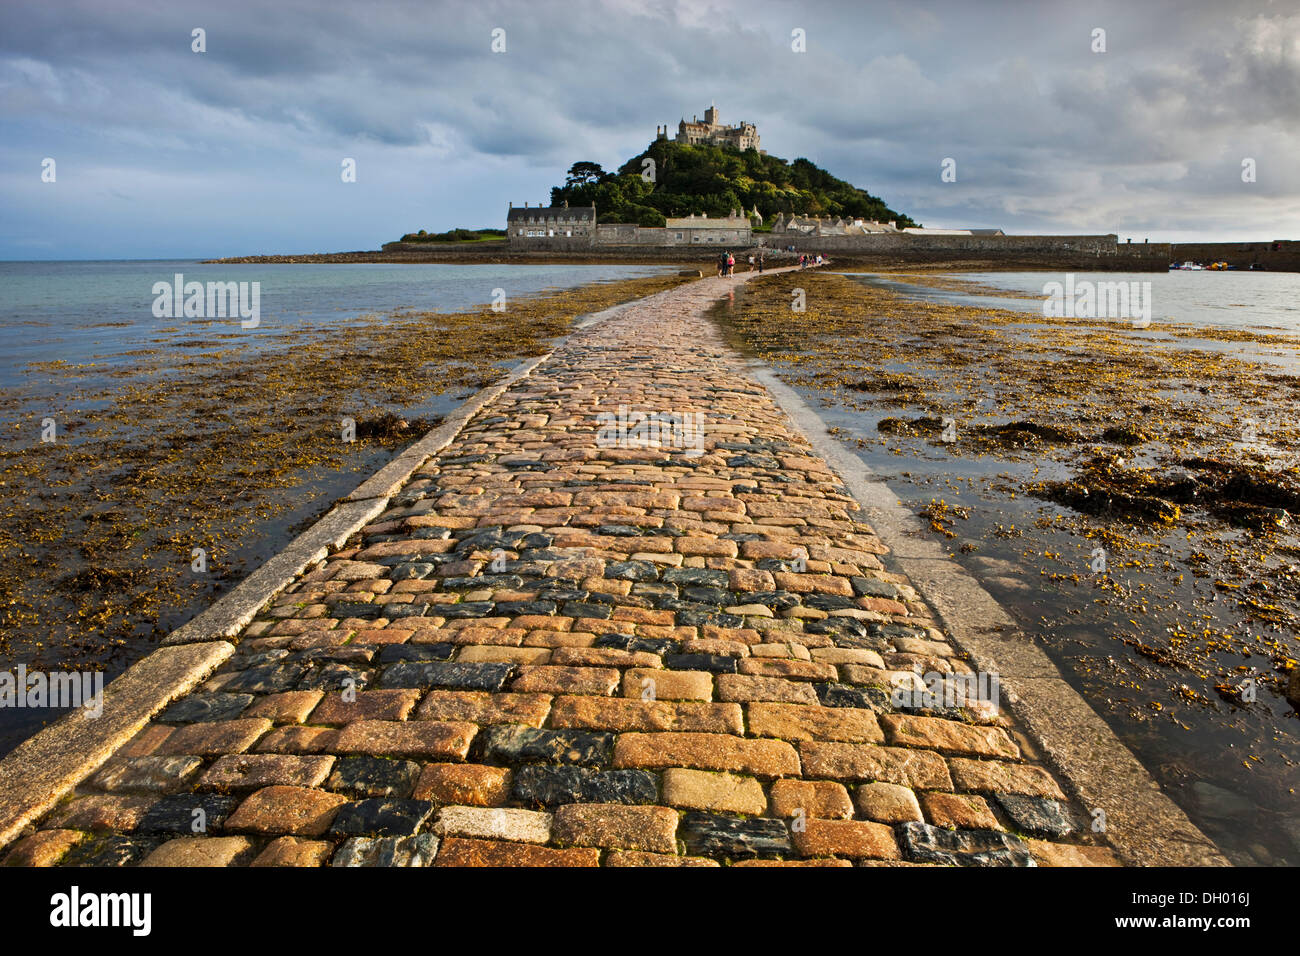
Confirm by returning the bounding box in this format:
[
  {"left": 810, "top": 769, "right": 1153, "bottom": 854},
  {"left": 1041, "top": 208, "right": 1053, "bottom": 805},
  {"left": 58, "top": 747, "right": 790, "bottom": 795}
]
[
  {"left": 757, "top": 254, "right": 765, "bottom": 273},
  {"left": 717, "top": 252, "right": 726, "bottom": 277},
  {"left": 726, "top": 252, "right": 735, "bottom": 276}
]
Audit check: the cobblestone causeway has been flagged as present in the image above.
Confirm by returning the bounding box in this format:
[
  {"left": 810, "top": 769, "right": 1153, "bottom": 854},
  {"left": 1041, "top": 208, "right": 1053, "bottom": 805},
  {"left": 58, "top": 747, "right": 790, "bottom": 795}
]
[{"left": 4, "top": 272, "right": 1121, "bottom": 867}]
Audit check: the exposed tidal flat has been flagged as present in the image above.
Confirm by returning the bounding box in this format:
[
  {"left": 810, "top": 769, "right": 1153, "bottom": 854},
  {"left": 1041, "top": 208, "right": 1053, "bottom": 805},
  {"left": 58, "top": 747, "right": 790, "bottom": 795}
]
[
  {"left": 715, "top": 269, "right": 1300, "bottom": 866},
  {"left": 0, "top": 261, "right": 687, "bottom": 754}
]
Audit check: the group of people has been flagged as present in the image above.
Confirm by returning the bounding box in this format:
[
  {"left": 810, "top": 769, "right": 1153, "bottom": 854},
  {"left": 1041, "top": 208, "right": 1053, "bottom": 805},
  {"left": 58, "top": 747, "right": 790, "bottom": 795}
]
[
  {"left": 713, "top": 248, "right": 830, "bottom": 276},
  {"left": 716, "top": 250, "right": 767, "bottom": 276}
]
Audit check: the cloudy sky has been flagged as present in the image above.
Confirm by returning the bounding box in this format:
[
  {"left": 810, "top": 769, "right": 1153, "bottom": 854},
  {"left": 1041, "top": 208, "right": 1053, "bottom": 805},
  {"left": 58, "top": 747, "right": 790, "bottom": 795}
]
[{"left": 2, "top": 0, "right": 1297, "bottom": 259}]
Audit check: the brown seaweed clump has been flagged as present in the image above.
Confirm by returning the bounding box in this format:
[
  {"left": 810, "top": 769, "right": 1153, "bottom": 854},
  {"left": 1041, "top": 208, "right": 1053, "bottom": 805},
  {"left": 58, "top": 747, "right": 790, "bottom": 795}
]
[
  {"left": 353, "top": 413, "right": 435, "bottom": 444},
  {"left": 1031, "top": 454, "right": 1184, "bottom": 526},
  {"left": 1033, "top": 454, "right": 1300, "bottom": 531}
]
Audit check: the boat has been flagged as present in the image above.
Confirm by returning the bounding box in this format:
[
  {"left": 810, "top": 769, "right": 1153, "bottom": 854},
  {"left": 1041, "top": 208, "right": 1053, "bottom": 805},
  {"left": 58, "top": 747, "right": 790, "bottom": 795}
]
[{"left": 1169, "top": 261, "right": 1205, "bottom": 270}]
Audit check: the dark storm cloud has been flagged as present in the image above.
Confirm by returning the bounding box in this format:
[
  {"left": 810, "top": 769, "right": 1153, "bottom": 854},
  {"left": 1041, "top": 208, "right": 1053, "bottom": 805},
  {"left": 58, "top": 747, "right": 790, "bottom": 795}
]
[{"left": 1, "top": 0, "right": 1297, "bottom": 258}]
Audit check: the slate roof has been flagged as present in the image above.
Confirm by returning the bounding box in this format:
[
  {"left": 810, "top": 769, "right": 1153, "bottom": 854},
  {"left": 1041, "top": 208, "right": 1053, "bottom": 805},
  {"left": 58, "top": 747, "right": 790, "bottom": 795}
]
[{"left": 507, "top": 206, "right": 595, "bottom": 222}]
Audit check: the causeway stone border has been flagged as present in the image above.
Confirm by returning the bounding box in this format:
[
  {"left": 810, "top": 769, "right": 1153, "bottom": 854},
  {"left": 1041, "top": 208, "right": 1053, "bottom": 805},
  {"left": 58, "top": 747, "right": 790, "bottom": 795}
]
[
  {"left": 749, "top": 364, "right": 1230, "bottom": 867},
  {"left": 161, "top": 498, "right": 392, "bottom": 648},
  {"left": 0, "top": 641, "right": 234, "bottom": 848}
]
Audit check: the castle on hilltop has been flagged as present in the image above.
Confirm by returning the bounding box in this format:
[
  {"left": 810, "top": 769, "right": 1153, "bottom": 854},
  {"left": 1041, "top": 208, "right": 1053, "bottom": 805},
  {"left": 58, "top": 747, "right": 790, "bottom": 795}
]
[{"left": 656, "top": 104, "right": 762, "bottom": 152}]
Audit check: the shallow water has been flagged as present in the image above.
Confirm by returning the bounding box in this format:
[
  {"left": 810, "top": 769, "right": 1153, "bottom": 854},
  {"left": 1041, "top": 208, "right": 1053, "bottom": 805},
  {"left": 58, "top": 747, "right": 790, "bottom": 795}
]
[
  {"left": 0, "top": 260, "right": 671, "bottom": 387},
  {"left": 861, "top": 269, "right": 1300, "bottom": 334}
]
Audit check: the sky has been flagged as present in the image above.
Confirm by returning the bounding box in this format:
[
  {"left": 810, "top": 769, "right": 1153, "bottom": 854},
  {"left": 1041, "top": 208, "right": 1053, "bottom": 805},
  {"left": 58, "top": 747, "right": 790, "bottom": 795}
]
[{"left": 1, "top": 0, "right": 1297, "bottom": 259}]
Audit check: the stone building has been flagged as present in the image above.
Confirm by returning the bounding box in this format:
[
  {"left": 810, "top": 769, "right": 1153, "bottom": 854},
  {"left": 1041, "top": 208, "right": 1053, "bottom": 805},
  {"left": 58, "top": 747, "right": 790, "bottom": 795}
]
[
  {"left": 657, "top": 104, "right": 761, "bottom": 152},
  {"left": 507, "top": 203, "right": 751, "bottom": 248},
  {"left": 662, "top": 211, "right": 752, "bottom": 245},
  {"left": 506, "top": 201, "right": 596, "bottom": 241},
  {"left": 903, "top": 226, "right": 1005, "bottom": 236},
  {"left": 771, "top": 213, "right": 900, "bottom": 236},
  {"left": 769, "top": 215, "right": 1006, "bottom": 238}
]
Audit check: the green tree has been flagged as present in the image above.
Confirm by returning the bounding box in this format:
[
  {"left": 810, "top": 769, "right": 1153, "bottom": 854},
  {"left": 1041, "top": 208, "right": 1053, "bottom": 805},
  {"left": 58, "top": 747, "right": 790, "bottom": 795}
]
[
  {"left": 565, "top": 161, "right": 606, "bottom": 187},
  {"left": 549, "top": 139, "right": 917, "bottom": 228}
]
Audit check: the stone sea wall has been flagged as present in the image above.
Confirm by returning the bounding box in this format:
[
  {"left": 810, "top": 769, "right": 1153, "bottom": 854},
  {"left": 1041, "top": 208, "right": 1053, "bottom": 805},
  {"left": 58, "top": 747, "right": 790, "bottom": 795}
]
[
  {"left": 1169, "top": 240, "right": 1300, "bottom": 272},
  {"left": 400, "top": 232, "right": 1170, "bottom": 270}
]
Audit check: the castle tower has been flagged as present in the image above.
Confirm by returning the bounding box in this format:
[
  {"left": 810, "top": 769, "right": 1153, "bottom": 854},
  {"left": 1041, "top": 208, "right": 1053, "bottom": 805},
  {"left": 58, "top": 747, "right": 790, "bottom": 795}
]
[{"left": 671, "top": 104, "right": 759, "bottom": 152}]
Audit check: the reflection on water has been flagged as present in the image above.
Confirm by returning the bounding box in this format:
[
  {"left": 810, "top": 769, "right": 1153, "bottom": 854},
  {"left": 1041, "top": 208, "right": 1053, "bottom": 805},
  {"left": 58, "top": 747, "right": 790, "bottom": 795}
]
[{"left": 853, "top": 269, "right": 1300, "bottom": 332}]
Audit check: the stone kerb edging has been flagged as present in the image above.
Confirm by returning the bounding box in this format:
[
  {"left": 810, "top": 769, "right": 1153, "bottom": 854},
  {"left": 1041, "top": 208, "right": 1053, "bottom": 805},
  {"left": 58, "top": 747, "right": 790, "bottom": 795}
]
[{"left": 0, "top": 641, "right": 235, "bottom": 848}]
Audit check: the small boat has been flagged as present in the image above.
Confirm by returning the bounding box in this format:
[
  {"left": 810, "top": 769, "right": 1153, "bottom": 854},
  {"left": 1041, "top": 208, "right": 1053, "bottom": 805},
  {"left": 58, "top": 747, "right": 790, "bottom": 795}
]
[{"left": 1169, "top": 261, "right": 1205, "bottom": 270}]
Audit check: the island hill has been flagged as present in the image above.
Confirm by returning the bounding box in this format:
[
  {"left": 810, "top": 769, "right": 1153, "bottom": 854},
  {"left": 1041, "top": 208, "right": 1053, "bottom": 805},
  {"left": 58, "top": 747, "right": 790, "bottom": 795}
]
[
  {"left": 384, "top": 106, "right": 1164, "bottom": 269},
  {"left": 400, "top": 105, "right": 921, "bottom": 251},
  {"left": 210, "top": 105, "right": 1291, "bottom": 270}
]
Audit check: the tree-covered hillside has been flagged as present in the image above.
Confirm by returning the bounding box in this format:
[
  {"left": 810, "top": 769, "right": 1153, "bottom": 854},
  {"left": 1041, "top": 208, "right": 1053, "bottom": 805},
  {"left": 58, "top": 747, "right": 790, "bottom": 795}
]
[{"left": 549, "top": 139, "right": 917, "bottom": 228}]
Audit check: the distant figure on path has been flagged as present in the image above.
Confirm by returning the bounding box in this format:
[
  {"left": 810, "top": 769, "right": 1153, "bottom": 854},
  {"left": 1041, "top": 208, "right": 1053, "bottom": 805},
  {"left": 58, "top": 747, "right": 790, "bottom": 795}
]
[
  {"left": 727, "top": 252, "right": 735, "bottom": 276},
  {"left": 717, "top": 253, "right": 726, "bottom": 277}
]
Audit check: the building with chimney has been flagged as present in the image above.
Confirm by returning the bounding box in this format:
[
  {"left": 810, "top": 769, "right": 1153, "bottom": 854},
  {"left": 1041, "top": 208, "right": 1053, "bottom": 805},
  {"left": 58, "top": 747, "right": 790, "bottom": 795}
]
[{"left": 506, "top": 200, "right": 596, "bottom": 240}]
